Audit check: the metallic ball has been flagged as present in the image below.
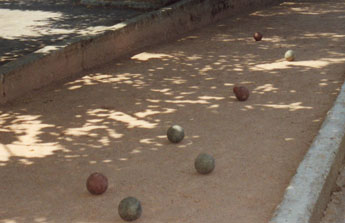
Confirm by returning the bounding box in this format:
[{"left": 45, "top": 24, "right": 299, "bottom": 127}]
[{"left": 167, "top": 125, "right": 185, "bottom": 143}]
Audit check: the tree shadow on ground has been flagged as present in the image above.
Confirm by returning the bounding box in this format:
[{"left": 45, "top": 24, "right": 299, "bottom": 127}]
[
  {"left": 0, "top": 0, "right": 345, "bottom": 222},
  {"left": 0, "top": 0, "right": 142, "bottom": 66}
]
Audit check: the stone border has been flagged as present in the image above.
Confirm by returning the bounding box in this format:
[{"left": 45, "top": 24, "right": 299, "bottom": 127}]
[
  {"left": 0, "top": 0, "right": 278, "bottom": 104},
  {"left": 270, "top": 81, "right": 345, "bottom": 223}
]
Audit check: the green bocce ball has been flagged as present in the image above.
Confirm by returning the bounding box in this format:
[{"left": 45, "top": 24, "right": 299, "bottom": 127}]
[
  {"left": 118, "top": 197, "right": 142, "bottom": 221},
  {"left": 194, "top": 153, "right": 215, "bottom": 174}
]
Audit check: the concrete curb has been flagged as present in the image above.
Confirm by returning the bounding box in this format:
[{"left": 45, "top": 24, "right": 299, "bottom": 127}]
[
  {"left": 270, "top": 81, "right": 345, "bottom": 223},
  {"left": 0, "top": 0, "right": 278, "bottom": 105}
]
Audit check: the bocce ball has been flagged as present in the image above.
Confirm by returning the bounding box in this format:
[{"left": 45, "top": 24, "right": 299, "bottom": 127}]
[
  {"left": 284, "top": 50, "right": 295, "bottom": 61},
  {"left": 233, "top": 86, "right": 250, "bottom": 101},
  {"left": 194, "top": 153, "right": 215, "bottom": 174},
  {"left": 253, "top": 32, "right": 263, "bottom": 41},
  {"left": 118, "top": 196, "right": 142, "bottom": 221},
  {"left": 167, "top": 125, "right": 185, "bottom": 143},
  {"left": 86, "top": 172, "right": 108, "bottom": 195}
]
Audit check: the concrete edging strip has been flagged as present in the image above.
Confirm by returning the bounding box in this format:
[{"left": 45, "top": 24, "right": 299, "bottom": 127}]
[
  {"left": 270, "top": 81, "right": 345, "bottom": 222},
  {"left": 0, "top": 0, "right": 277, "bottom": 104}
]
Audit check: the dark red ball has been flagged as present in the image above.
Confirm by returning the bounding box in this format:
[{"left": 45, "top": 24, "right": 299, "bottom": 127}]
[
  {"left": 86, "top": 172, "right": 108, "bottom": 195},
  {"left": 233, "top": 86, "right": 250, "bottom": 101},
  {"left": 253, "top": 32, "right": 263, "bottom": 41}
]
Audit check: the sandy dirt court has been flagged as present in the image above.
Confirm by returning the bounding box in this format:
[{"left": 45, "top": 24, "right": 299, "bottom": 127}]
[{"left": 1, "top": 0, "right": 345, "bottom": 222}]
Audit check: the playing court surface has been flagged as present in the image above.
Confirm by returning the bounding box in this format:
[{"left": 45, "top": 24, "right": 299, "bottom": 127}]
[{"left": 1, "top": 0, "right": 345, "bottom": 222}]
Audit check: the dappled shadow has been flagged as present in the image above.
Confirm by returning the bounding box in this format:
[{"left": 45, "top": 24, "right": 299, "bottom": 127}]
[
  {"left": 1, "top": 0, "right": 345, "bottom": 222},
  {"left": 0, "top": 34, "right": 76, "bottom": 64},
  {"left": 0, "top": 0, "right": 142, "bottom": 65}
]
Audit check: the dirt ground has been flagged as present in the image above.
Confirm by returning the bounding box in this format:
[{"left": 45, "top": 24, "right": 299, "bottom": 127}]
[
  {"left": 321, "top": 163, "right": 345, "bottom": 223},
  {"left": 1, "top": 0, "right": 345, "bottom": 222}
]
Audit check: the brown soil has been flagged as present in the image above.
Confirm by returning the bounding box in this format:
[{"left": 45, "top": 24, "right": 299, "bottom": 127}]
[{"left": 1, "top": 0, "right": 345, "bottom": 222}]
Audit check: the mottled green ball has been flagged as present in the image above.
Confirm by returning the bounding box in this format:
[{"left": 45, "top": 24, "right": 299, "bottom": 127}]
[
  {"left": 194, "top": 153, "right": 215, "bottom": 174},
  {"left": 167, "top": 125, "right": 184, "bottom": 143},
  {"left": 284, "top": 50, "right": 295, "bottom": 61},
  {"left": 118, "top": 197, "right": 142, "bottom": 221}
]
